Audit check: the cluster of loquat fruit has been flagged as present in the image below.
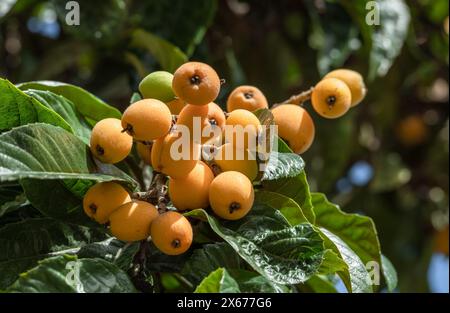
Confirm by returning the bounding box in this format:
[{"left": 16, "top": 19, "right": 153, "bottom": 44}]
[{"left": 83, "top": 61, "right": 367, "bottom": 256}]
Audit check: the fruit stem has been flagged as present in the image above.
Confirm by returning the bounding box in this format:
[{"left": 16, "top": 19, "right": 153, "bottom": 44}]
[
  {"left": 274, "top": 86, "right": 314, "bottom": 107},
  {"left": 121, "top": 124, "right": 133, "bottom": 134},
  {"left": 131, "top": 240, "right": 149, "bottom": 277},
  {"left": 131, "top": 172, "right": 169, "bottom": 213}
]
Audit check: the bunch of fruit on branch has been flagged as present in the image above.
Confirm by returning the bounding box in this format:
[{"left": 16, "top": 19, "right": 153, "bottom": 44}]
[{"left": 83, "top": 61, "right": 367, "bottom": 256}]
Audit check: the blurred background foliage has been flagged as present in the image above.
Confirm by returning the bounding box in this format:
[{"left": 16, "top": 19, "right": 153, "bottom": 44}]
[{"left": 0, "top": 0, "right": 448, "bottom": 292}]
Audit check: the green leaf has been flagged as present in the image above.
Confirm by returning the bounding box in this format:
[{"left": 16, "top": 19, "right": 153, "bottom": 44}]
[
  {"left": 318, "top": 249, "right": 349, "bottom": 275},
  {"left": 263, "top": 171, "right": 315, "bottom": 223},
  {"left": 381, "top": 254, "right": 398, "bottom": 292},
  {"left": 253, "top": 108, "right": 274, "bottom": 126},
  {"left": 77, "top": 238, "right": 139, "bottom": 272},
  {"left": 228, "top": 269, "right": 291, "bottom": 293},
  {"left": 369, "top": 0, "right": 411, "bottom": 80},
  {"left": 20, "top": 179, "right": 95, "bottom": 226},
  {"left": 130, "top": 29, "right": 188, "bottom": 73},
  {"left": 194, "top": 268, "right": 240, "bottom": 293},
  {"left": 7, "top": 255, "right": 136, "bottom": 292},
  {"left": 312, "top": 193, "right": 381, "bottom": 268},
  {"left": 17, "top": 81, "right": 122, "bottom": 124},
  {"left": 255, "top": 191, "right": 308, "bottom": 225},
  {"left": 182, "top": 242, "right": 242, "bottom": 287},
  {"left": 274, "top": 136, "right": 293, "bottom": 153},
  {"left": 185, "top": 206, "right": 325, "bottom": 285},
  {"left": 0, "top": 123, "right": 137, "bottom": 224},
  {"left": 320, "top": 228, "right": 373, "bottom": 293},
  {"left": 25, "top": 90, "right": 92, "bottom": 144},
  {"left": 183, "top": 243, "right": 291, "bottom": 293},
  {"left": 0, "top": 79, "right": 72, "bottom": 133},
  {"left": 261, "top": 152, "right": 305, "bottom": 181},
  {"left": 0, "top": 218, "right": 106, "bottom": 289},
  {"left": 130, "top": 92, "right": 142, "bottom": 104},
  {"left": 0, "top": 123, "right": 137, "bottom": 186},
  {"left": 299, "top": 275, "right": 339, "bottom": 293}
]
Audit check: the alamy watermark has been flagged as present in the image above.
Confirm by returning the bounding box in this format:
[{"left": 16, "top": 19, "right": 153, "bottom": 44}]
[
  {"left": 65, "top": 260, "right": 85, "bottom": 292},
  {"left": 65, "top": 1, "right": 80, "bottom": 26},
  {"left": 366, "top": 1, "right": 380, "bottom": 26}
]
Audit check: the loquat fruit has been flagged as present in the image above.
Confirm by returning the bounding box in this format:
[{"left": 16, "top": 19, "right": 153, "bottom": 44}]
[
  {"left": 324, "top": 69, "right": 367, "bottom": 107},
  {"left": 213, "top": 143, "right": 259, "bottom": 181},
  {"left": 83, "top": 181, "right": 131, "bottom": 224},
  {"left": 168, "top": 161, "right": 214, "bottom": 211},
  {"left": 226, "top": 85, "right": 268, "bottom": 112},
  {"left": 311, "top": 78, "right": 352, "bottom": 119},
  {"left": 271, "top": 104, "right": 315, "bottom": 154},
  {"left": 151, "top": 132, "right": 200, "bottom": 179},
  {"left": 109, "top": 200, "right": 159, "bottom": 242},
  {"left": 209, "top": 171, "right": 254, "bottom": 220},
  {"left": 224, "top": 109, "right": 261, "bottom": 150},
  {"left": 121, "top": 99, "right": 172, "bottom": 141},
  {"left": 166, "top": 97, "right": 186, "bottom": 115},
  {"left": 90, "top": 118, "right": 133, "bottom": 164},
  {"left": 150, "top": 211, "right": 193, "bottom": 255},
  {"left": 136, "top": 141, "right": 152, "bottom": 165},
  {"left": 172, "top": 62, "right": 221, "bottom": 106},
  {"left": 139, "top": 71, "right": 175, "bottom": 103},
  {"left": 176, "top": 104, "right": 210, "bottom": 143},
  {"left": 206, "top": 102, "right": 226, "bottom": 130}
]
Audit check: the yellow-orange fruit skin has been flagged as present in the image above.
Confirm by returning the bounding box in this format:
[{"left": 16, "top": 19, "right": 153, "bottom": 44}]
[
  {"left": 83, "top": 182, "right": 131, "bottom": 224},
  {"left": 324, "top": 69, "right": 367, "bottom": 107},
  {"left": 90, "top": 118, "right": 133, "bottom": 164},
  {"left": 176, "top": 104, "right": 210, "bottom": 143},
  {"left": 166, "top": 98, "right": 186, "bottom": 115},
  {"left": 150, "top": 211, "right": 193, "bottom": 255},
  {"left": 109, "top": 200, "right": 159, "bottom": 242},
  {"left": 224, "top": 109, "right": 261, "bottom": 150},
  {"left": 209, "top": 171, "right": 254, "bottom": 220},
  {"left": 226, "top": 85, "right": 268, "bottom": 112},
  {"left": 121, "top": 99, "right": 172, "bottom": 141},
  {"left": 136, "top": 142, "right": 152, "bottom": 165},
  {"left": 172, "top": 62, "right": 220, "bottom": 106},
  {"left": 176, "top": 103, "right": 225, "bottom": 144},
  {"left": 168, "top": 161, "right": 214, "bottom": 211},
  {"left": 213, "top": 143, "right": 259, "bottom": 181},
  {"left": 311, "top": 78, "right": 352, "bottom": 119},
  {"left": 271, "top": 104, "right": 315, "bottom": 154},
  {"left": 151, "top": 132, "right": 200, "bottom": 179}
]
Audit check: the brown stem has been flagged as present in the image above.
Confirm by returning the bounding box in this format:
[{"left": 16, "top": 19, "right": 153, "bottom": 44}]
[
  {"left": 273, "top": 86, "right": 314, "bottom": 108},
  {"left": 131, "top": 240, "right": 149, "bottom": 277},
  {"left": 153, "top": 173, "right": 169, "bottom": 214},
  {"left": 132, "top": 172, "right": 168, "bottom": 212}
]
